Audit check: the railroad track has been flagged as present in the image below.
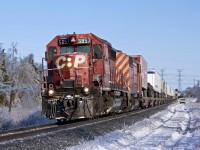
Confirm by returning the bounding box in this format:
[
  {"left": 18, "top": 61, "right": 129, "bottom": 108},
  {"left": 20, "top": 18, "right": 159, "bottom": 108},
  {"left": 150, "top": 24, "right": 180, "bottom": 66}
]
[
  {"left": 0, "top": 102, "right": 174, "bottom": 144},
  {"left": 0, "top": 123, "right": 58, "bottom": 143}
]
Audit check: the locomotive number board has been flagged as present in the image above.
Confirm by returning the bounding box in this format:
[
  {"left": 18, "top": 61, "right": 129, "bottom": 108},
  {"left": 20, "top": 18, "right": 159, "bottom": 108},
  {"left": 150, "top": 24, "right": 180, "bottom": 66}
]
[
  {"left": 58, "top": 38, "right": 91, "bottom": 46},
  {"left": 58, "top": 38, "right": 71, "bottom": 46},
  {"left": 77, "top": 38, "right": 91, "bottom": 44}
]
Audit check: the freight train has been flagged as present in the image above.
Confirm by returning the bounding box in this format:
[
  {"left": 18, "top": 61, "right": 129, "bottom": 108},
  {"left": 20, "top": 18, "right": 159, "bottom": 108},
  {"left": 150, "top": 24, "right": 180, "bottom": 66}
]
[{"left": 41, "top": 33, "right": 176, "bottom": 121}]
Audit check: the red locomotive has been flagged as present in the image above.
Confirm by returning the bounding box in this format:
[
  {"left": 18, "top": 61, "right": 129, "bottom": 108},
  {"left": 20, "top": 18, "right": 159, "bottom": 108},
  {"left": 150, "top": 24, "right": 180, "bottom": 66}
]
[{"left": 41, "top": 33, "right": 175, "bottom": 121}]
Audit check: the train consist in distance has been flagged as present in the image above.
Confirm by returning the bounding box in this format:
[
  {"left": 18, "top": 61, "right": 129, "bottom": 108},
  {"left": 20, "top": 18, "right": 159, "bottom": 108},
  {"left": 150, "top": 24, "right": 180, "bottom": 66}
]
[{"left": 41, "top": 33, "right": 176, "bottom": 121}]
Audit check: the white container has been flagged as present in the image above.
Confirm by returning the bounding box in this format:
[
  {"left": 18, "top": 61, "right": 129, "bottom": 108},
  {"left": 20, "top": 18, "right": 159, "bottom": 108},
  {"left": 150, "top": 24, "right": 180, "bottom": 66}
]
[{"left": 147, "top": 69, "right": 161, "bottom": 93}]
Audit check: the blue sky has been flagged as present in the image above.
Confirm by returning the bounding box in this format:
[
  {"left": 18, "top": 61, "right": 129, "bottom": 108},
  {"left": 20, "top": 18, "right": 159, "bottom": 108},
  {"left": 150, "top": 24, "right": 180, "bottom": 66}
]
[{"left": 1, "top": 0, "right": 200, "bottom": 90}]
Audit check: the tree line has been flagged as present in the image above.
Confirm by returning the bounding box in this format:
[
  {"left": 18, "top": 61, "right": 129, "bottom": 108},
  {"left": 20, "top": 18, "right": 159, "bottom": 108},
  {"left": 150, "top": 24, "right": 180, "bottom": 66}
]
[{"left": 0, "top": 43, "right": 41, "bottom": 112}]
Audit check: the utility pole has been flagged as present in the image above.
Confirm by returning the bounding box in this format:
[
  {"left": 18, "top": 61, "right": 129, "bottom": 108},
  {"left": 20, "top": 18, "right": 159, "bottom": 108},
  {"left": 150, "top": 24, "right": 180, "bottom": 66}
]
[
  {"left": 194, "top": 79, "right": 196, "bottom": 87},
  {"left": 177, "top": 69, "right": 183, "bottom": 92},
  {"left": 160, "top": 69, "right": 165, "bottom": 80},
  {"left": 197, "top": 80, "right": 200, "bottom": 88},
  {"left": 197, "top": 80, "right": 200, "bottom": 98}
]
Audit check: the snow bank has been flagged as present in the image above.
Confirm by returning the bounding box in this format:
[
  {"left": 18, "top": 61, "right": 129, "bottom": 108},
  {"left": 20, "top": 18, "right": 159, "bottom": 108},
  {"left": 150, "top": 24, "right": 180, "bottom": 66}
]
[
  {"left": 68, "top": 99, "right": 200, "bottom": 149},
  {"left": 0, "top": 105, "right": 55, "bottom": 130}
]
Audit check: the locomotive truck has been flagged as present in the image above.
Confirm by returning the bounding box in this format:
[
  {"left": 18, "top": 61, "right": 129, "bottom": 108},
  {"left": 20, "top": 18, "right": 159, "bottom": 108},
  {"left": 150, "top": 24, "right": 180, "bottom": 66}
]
[{"left": 41, "top": 33, "right": 175, "bottom": 121}]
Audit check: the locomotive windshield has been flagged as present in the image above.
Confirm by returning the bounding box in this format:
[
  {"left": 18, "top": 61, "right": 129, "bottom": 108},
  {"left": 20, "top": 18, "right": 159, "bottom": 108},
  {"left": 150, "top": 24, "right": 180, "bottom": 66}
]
[
  {"left": 48, "top": 46, "right": 57, "bottom": 60},
  {"left": 77, "top": 45, "right": 90, "bottom": 53},
  {"left": 60, "top": 45, "right": 90, "bottom": 54},
  {"left": 60, "top": 46, "right": 74, "bottom": 54},
  {"left": 93, "top": 44, "right": 102, "bottom": 59}
]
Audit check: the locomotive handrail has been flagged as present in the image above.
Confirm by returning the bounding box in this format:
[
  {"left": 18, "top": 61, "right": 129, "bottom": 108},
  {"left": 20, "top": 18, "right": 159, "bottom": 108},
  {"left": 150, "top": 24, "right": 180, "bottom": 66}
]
[{"left": 42, "top": 67, "right": 91, "bottom": 71}]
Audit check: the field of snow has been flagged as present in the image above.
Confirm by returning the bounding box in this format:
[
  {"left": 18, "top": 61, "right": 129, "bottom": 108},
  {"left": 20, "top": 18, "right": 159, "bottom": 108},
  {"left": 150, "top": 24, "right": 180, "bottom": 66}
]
[{"left": 69, "top": 98, "right": 200, "bottom": 150}]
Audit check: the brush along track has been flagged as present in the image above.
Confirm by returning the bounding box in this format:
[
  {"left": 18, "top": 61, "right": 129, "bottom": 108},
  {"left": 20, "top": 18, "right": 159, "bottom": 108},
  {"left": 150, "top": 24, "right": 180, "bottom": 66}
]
[{"left": 0, "top": 102, "right": 173, "bottom": 144}]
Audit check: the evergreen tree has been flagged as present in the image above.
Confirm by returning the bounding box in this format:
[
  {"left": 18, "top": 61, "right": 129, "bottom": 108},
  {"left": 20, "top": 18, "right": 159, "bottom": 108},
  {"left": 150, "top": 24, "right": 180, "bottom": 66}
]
[{"left": 0, "top": 44, "right": 9, "bottom": 105}]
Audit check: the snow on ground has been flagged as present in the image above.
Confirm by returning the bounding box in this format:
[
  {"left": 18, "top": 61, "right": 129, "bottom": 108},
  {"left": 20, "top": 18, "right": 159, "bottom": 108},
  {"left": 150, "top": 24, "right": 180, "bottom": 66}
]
[
  {"left": 69, "top": 98, "right": 200, "bottom": 150},
  {"left": 0, "top": 105, "right": 55, "bottom": 130}
]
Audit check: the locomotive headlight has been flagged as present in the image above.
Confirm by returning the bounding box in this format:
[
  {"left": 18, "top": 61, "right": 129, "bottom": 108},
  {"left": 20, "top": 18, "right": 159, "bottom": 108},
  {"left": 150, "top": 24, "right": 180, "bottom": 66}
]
[
  {"left": 48, "top": 89, "right": 55, "bottom": 96},
  {"left": 83, "top": 87, "right": 90, "bottom": 94},
  {"left": 67, "top": 62, "right": 72, "bottom": 68},
  {"left": 67, "top": 57, "right": 72, "bottom": 62}
]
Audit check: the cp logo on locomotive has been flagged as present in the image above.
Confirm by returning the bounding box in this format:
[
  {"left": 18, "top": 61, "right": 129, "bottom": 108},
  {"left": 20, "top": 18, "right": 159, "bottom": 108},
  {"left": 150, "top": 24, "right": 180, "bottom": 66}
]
[{"left": 55, "top": 55, "right": 86, "bottom": 69}]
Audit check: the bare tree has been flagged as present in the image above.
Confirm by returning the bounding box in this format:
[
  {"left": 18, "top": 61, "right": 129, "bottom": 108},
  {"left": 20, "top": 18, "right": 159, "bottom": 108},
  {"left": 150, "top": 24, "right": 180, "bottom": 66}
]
[
  {"left": 183, "top": 85, "right": 200, "bottom": 98},
  {"left": 0, "top": 43, "right": 41, "bottom": 111},
  {"left": 5, "top": 42, "right": 18, "bottom": 111},
  {"left": 17, "top": 54, "right": 41, "bottom": 108}
]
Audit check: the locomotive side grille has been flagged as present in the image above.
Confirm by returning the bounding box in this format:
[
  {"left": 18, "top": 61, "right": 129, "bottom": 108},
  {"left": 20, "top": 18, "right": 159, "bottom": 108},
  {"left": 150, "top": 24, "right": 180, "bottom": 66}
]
[{"left": 63, "top": 79, "right": 74, "bottom": 88}]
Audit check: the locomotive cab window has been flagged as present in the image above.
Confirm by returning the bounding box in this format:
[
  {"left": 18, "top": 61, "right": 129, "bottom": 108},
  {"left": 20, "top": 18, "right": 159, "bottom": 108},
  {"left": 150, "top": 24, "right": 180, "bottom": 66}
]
[
  {"left": 48, "top": 46, "right": 57, "bottom": 61},
  {"left": 129, "top": 56, "right": 133, "bottom": 67},
  {"left": 77, "top": 45, "right": 90, "bottom": 53},
  {"left": 93, "top": 44, "right": 102, "bottom": 59},
  {"left": 60, "top": 46, "right": 74, "bottom": 54},
  {"left": 104, "top": 44, "right": 109, "bottom": 59},
  {"left": 109, "top": 48, "right": 116, "bottom": 61}
]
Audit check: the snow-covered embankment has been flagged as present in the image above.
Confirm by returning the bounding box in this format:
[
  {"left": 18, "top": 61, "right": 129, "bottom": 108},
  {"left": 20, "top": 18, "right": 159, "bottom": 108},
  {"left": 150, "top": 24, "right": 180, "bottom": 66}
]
[{"left": 69, "top": 98, "right": 200, "bottom": 149}]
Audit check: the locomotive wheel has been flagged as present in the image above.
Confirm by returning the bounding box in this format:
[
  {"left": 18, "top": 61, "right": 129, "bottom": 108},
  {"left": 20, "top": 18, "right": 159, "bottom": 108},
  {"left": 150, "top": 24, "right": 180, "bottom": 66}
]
[
  {"left": 131, "top": 97, "right": 140, "bottom": 110},
  {"left": 129, "top": 96, "right": 134, "bottom": 110},
  {"left": 120, "top": 93, "right": 128, "bottom": 111},
  {"left": 57, "top": 119, "right": 62, "bottom": 124},
  {"left": 93, "top": 90, "right": 103, "bottom": 115},
  {"left": 103, "top": 94, "right": 114, "bottom": 113},
  {"left": 139, "top": 99, "right": 144, "bottom": 109}
]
